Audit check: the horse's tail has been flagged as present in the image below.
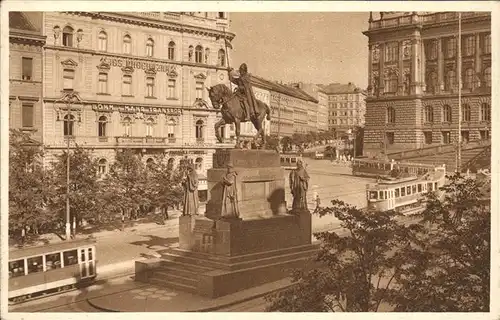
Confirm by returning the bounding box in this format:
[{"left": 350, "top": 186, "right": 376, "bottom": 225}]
[{"left": 265, "top": 103, "right": 271, "bottom": 121}]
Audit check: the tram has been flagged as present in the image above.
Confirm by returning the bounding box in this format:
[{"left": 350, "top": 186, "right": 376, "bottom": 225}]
[
  {"left": 8, "top": 238, "right": 97, "bottom": 304},
  {"left": 352, "top": 158, "right": 436, "bottom": 178},
  {"left": 280, "top": 153, "right": 302, "bottom": 170},
  {"left": 366, "top": 165, "right": 446, "bottom": 215}
]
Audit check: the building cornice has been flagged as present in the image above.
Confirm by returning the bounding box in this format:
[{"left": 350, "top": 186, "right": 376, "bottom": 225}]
[
  {"left": 67, "top": 12, "right": 235, "bottom": 41},
  {"left": 9, "top": 30, "right": 46, "bottom": 46},
  {"left": 366, "top": 91, "right": 491, "bottom": 102}
]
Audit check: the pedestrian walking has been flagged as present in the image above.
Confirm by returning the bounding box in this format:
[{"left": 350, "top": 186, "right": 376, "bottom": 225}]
[{"left": 315, "top": 194, "right": 321, "bottom": 212}]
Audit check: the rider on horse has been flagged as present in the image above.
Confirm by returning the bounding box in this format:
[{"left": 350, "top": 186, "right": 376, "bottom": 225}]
[{"left": 229, "top": 63, "right": 258, "bottom": 121}]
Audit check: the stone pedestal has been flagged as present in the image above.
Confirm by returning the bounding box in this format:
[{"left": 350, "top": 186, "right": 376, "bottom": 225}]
[{"left": 135, "top": 149, "right": 316, "bottom": 298}]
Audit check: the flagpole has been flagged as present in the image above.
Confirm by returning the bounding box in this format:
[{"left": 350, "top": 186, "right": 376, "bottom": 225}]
[{"left": 457, "top": 12, "right": 462, "bottom": 173}]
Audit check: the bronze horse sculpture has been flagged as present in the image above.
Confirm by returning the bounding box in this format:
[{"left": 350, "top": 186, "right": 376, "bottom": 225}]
[{"left": 207, "top": 84, "right": 271, "bottom": 148}]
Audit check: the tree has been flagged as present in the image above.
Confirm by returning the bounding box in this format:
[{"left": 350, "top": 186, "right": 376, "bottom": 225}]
[
  {"left": 281, "top": 136, "right": 292, "bottom": 152},
  {"left": 392, "top": 173, "right": 490, "bottom": 312},
  {"left": 48, "top": 145, "right": 103, "bottom": 235},
  {"left": 9, "top": 129, "right": 57, "bottom": 242},
  {"left": 264, "top": 134, "right": 280, "bottom": 151},
  {"left": 266, "top": 200, "right": 409, "bottom": 312}
]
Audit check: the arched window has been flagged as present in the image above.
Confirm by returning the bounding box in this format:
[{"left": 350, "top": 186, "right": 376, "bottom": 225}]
[
  {"left": 484, "top": 67, "right": 491, "bottom": 88},
  {"left": 424, "top": 106, "right": 434, "bottom": 123},
  {"left": 461, "top": 104, "right": 471, "bottom": 122},
  {"left": 442, "top": 105, "right": 452, "bottom": 123},
  {"left": 62, "top": 26, "right": 74, "bottom": 47},
  {"left": 167, "top": 119, "right": 176, "bottom": 138},
  {"left": 63, "top": 114, "right": 75, "bottom": 136},
  {"left": 98, "top": 31, "right": 107, "bottom": 51},
  {"left": 122, "top": 74, "right": 132, "bottom": 95},
  {"left": 146, "top": 38, "right": 154, "bottom": 57},
  {"left": 195, "top": 157, "right": 203, "bottom": 170},
  {"left": 195, "top": 45, "right": 203, "bottom": 63},
  {"left": 445, "top": 70, "right": 456, "bottom": 91},
  {"left": 480, "top": 103, "right": 491, "bottom": 122},
  {"left": 218, "top": 49, "right": 226, "bottom": 67},
  {"left": 123, "top": 34, "right": 131, "bottom": 54},
  {"left": 464, "top": 68, "right": 474, "bottom": 90},
  {"left": 387, "top": 107, "right": 396, "bottom": 124},
  {"left": 426, "top": 72, "right": 438, "bottom": 94},
  {"left": 168, "top": 41, "right": 175, "bottom": 60},
  {"left": 123, "top": 116, "right": 132, "bottom": 136},
  {"left": 98, "top": 159, "right": 107, "bottom": 175},
  {"left": 145, "top": 118, "right": 154, "bottom": 137},
  {"left": 195, "top": 120, "right": 204, "bottom": 139},
  {"left": 98, "top": 116, "right": 107, "bottom": 137}
]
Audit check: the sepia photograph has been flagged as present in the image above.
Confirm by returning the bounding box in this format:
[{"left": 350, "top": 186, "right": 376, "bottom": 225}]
[{"left": 1, "top": 1, "right": 497, "bottom": 317}]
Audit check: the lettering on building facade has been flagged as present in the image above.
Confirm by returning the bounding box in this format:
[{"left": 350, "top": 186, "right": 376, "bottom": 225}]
[
  {"left": 92, "top": 103, "right": 182, "bottom": 115},
  {"left": 99, "top": 57, "right": 177, "bottom": 74}
]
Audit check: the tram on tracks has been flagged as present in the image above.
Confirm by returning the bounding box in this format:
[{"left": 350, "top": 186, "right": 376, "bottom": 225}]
[
  {"left": 352, "top": 158, "right": 437, "bottom": 178},
  {"left": 365, "top": 165, "right": 446, "bottom": 215},
  {"left": 280, "top": 153, "right": 302, "bottom": 170},
  {"left": 8, "top": 238, "right": 97, "bottom": 304}
]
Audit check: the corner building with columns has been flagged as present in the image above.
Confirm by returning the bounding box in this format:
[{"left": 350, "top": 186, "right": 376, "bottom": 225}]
[
  {"left": 363, "top": 12, "right": 491, "bottom": 157},
  {"left": 42, "top": 12, "right": 235, "bottom": 198}
]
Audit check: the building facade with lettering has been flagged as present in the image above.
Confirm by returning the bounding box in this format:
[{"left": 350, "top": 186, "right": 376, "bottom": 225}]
[
  {"left": 9, "top": 12, "right": 46, "bottom": 142},
  {"left": 42, "top": 12, "right": 235, "bottom": 199},
  {"left": 363, "top": 12, "right": 491, "bottom": 157},
  {"left": 320, "top": 82, "right": 367, "bottom": 138}
]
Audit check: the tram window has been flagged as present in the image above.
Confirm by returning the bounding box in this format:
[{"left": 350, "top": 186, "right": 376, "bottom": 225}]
[
  {"left": 379, "top": 191, "right": 384, "bottom": 199},
  {"left": 412, "top": 185, "right": 417, "bottom": 194},
  {"left": 406, "top": 186, "right": 411, "bottom": 194},
  {"left": 88, "top": 248, "right": 93, "bottom": 261},
  {"left": 427, "top": 183, "right": 433, "bottom": 191},
  {"left": 81, "top": 249, "right": 86, "bottom": 262},
  {"left": 27, "top": 256, "right": 43, "bottom": 274},
  {"left": 384, "top": 191, "right": 388, "bottom": 199},
  {"left": 401, "top": 187, "right": 406, "bottom": 196},
  {"left": 418, "top": 184, "right": 422, "bottom": 193},
  {"left": 9, "top": 259, "right": 25, "bottom": 278},
  {"left": 63, "top": 250, "right": 78, "bottom": 266},
  {"left": 291, "top": 158, "right": 296, "bottom": 163},
  {"left": 395, "top": 188, "right": 400, "bottom": 197},
  {"left": 370, "top": 191, "right": 378, "bottom": 200},
  {"left": 45, "top": 253, "right": 62, "bottom": 270}
]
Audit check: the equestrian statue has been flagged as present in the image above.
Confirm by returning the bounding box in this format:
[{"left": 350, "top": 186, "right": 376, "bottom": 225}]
[{"left": 207, "top": 63, "right": 271, "bottom": 149}]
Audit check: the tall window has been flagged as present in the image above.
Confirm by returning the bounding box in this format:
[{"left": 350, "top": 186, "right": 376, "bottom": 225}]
[
  {"left": 98, "top": 73, "right": 108, "bottom": 93},
  {"left": 386, "top": 132, "right": 395, "bottom": 145},
  {"left": 123, "top": 34, "right": 131, "bottom": 54},
  {"left": 195, "top": 120, "right": 204, "bottom": 139},
  {"left": 22, "top": 57, "right": 33, "bottom": 80},
  {"left": 387, "top": 106, "right": 396, "bottom": 124},
  {"left": 426, "top": 72, "right": 438, "bottom": 94},
  {"left": 445, "top": 70, "right": 456, "bottom": 91},
  {"left": 384, "top": 42, "right": 398, "bottom": 62},
  {"left": 426, "top": 40, "right": 438, "bottom": 60},
  {"left": 122, "top": 74, "right": 132, "bottom": 95},
  {"left": 461, "top": 104, "right": 471, "bottom": 122},
  {"left": 480, "top": 130, "right": 490, "bottom": 140},
  {"left": 463, "top": 35, "right": 475, "bottom": 56},
  {"left": 167, "top": 119, "right": 176, "bottom": 138},
  {"left": 146, "top": 77, "right": 155, "bottom": 97},
  {"left": 484, "top": 67, "right": 491, "bottom": 88},
  {"left": 22, "top": 103, "right": 34, "bottom": 127},
  {"left": 195, "top": 45, "right": 203, "bottom": 63},
  {"left": 63, "top": 69, "right": 75, "bottom": 90},
  {"left": 442, "top": 131, "right": 451, "bottom": 144},
  {"left": 98, "top": 31, "right": 107, "bottom": 51},
  {"left": 385, "top": 73, "right": 398, "bottom": 93},
  {"left": 167, "top": 79, "right": 176, "bottom": 98},
  {"left": 195, "top": 81, "right": 204, "bottom": 99},
  {"left": 98, "top": 116, "right": 107, "bottom": 136},
  {"left": 146, "top": 38, "right": 154, "bottom": 57},
  {"left": 218, "top": 49, "right": 226, "bottom": 66},
  {"left": 461, "top": 131, "right": 470, "bottom": 144},
  {"left": 168, "top": 41, "right": 175, "bottom": 60},
  {"left": 424, "top": 105, "right": 434, "bottom": 123},
  {"left": 63, "top": 114, "right": 75, "bottom": 136},
  {"left": 480, "top": 103, "right": 491, "bottom": 122},
  {"left": 123, "top": 117, "right": 132, "bottom": 136},
  {"left": 98, "top": 159, "right": 107, "bottom": 175},
  {"left": 483, "top": 33, "right": 491, "bottom": 54},
  {"left": 424, "top": 132, "right": 433, "bottom": 144},
  {"left": 62, "top": 26, "right": 74, "bottom": 47},
  {"left": 442, "top": 105, "right": 452, "bottom": 123},
  {"left": 145, "top": 118, "right": 154, "bottom": 137},
  {"left": 445, "top": 37, "right": 456, "bottom": 58},
  {"left": 464, "top": 68, "right": 474, "bottom": 90}
]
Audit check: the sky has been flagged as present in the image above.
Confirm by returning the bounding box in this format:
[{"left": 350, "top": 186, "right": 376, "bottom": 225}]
[{"left": 229, "top": 12, "right": 369, "bottom": 88}]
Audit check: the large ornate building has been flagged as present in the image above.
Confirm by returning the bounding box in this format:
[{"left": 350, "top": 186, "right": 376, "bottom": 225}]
[
  {"left": 363, "top": 12, "right": 491, "bottom": 157},
  {"left": 41, "top": 12, "right": 235, "bottom": 198},
  {"left": 9, "top": 12, "right": 46, "bottom": 142},
  {"left": 320, "top": 82, "right": 367, "bottom": 138}
]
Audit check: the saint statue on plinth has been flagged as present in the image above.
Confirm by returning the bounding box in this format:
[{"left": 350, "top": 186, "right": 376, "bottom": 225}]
[
  {"left": 221, "top": 165, "right": 240, "bottom": 219},
  {"left": 289, "top": 160, "right": 310, "bottom": 212},
  {"left": 182, "top": 164, "right": 199, "bottom": 216}
]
